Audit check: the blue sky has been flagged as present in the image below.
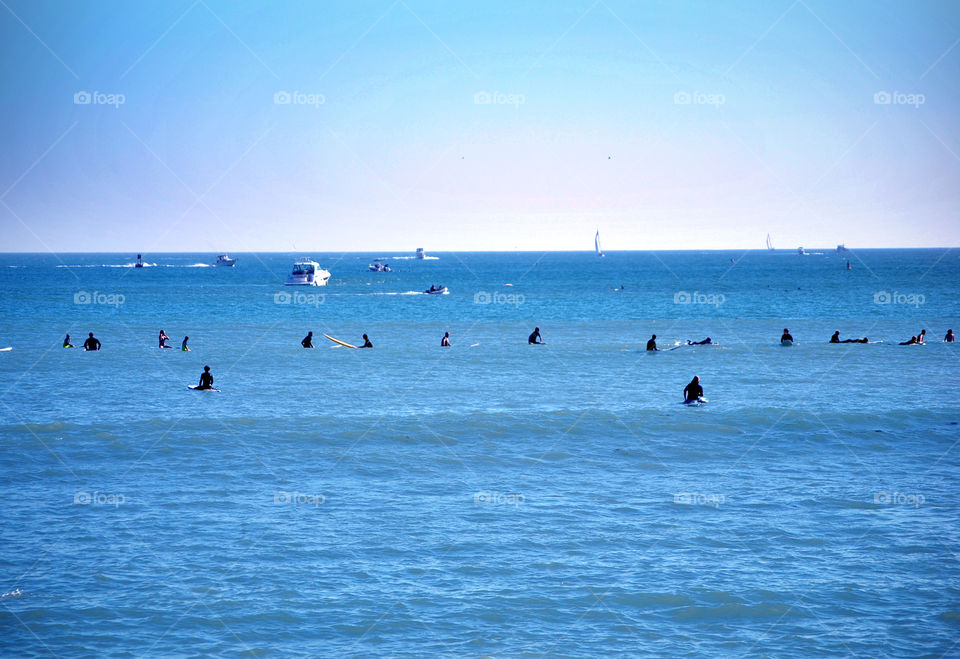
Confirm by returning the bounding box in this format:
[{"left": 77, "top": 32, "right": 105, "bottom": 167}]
[{"left": 1, "top": 0, "right": 958, "bottom": 252}]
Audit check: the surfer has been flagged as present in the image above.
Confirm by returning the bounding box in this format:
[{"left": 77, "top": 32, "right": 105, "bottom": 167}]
[
  {"left": 830, "top": 331, "right": 867, "bottom": 344},
  {"left": 945, "top": 329, "right": 955, "bottom": 343},
  {"left": 197, "top": 365, "right": 214, "bottom": 390},
  {"left": 63, "top": 333, "right": 74, "bottom": 348},
  {"left": 683, "top": 376, "right": 704, "bottom": 404},
  {"left": 83, "top": 332, "right": 101, "bottom": 351},
  {"left": 917, "top": 329, "right": 926, "bottom": 345},
  {"left": 181, "top": 336, "right": 191, "bottom": 351},
  {"left": 780, "top": 328, "right": 793, "bottom": 343},
  {"left": 646, "top": 334, "right": 658, "bottom": 351},
  {"left": 899, "top": 336, "right": 919, "bottom": 346},
  {"left": 301, "top": 331, "right": 314, "bottom": 348},
  {"left": 441, "top": 332, "right": 450, "bottom": 347},
  {"left": 159, "top": 329, "right": 172, "bottom": 349},
  {"left": 846, "top": 261, "right": 851, "bottom": 270},
  {"left": 528, "top": 327, "right": 543, "bottom": 345},
  {"left": 360, "top": 334, "right": 373, "bottom": 348},
  {"left": 688, "top": 337, "right": 712, "bottom": 345}
]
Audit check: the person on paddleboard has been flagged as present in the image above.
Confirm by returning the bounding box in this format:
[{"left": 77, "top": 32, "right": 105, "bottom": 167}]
[
  {"left": 83, "top": 332, "right": 101, "bottom": 351},
  {"left": 830, "top": 331, "right": 867, "bottom": 344},
  {"left": 646, "top": 334, "right": 658, "bottom": 351},
  {"left": 360, "top": 334, "right": 373, "bottom": 348},
  {"left": 683, "top": 376, "right": 704, "bottom": 403},
  {"left": 781, "top": 328, "right": 793, "bottom": 343},
  {"left": 301, "top": 331, "right": 314, "bottom": 348},
  {"left": 181, "top": 336, "right": 191, "bottom": 351},
  {"left": 528, "top": 327, "right": 542, "bottom": 344},
  {"left": 441, "top": 332, "right": 450, "bottom": 347},
  {"left": 63, "top": 333, "right": 74, "bottom": 348},
  {"left": 945, "top": 329, "right": 955, "bottom": 343},
  {"left": 197, "top": 365, "right": 214, "bottom": 390}
]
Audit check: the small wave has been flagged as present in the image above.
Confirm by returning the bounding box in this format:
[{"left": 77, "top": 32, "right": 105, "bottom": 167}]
[
  {"left": 56, "top": 263, "right": 158, "bottom": 268},
  {"left": 163, "top": 263, "right": 212, "bottom": 268},
  {"left": 1, "top": 588, "right": 23, "bottom": 599},
  {"left": 391, "top": 255, "right": 440, "bottom": 260}
]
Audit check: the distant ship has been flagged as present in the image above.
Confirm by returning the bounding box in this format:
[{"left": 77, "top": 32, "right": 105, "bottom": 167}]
[
  {"left": 766, "top": 234, "right": 775, "bottom": 251},
  {"left": 135, "top": 253, "right": 144, "bottom": 268},
  {"left": 415, "top": 248, "right": 426, "bottom": 260},
  {"left": 836, "top": 244, "right": 849, "bottom": 253},
  {"left": 595, "top": 230, "right": 605, "bottom": 257},
  {"left": 797, "top": 246, "right": 806, "bottom": 255},
  {"left": 213, "top": 254, "right": 236, "bottom": 267}
]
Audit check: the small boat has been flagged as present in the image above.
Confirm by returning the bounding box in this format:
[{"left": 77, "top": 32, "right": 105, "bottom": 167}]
[
  {"left": 797, "top": 246, "right": 806, "bottom": 255},
  {"left": 766, "top": 234, "right": 775, "bottom": 251},
  {"left": 285, "top": 258, "right": 331, "bottom": 286},
  {"left": 836, "top": 244, "right": 848, "bottom": 253},
  {"left": 415, "top": 248, "right": 426, "bottom": 260},
  {"left": 213, "top": 254, "right": 236, "bottom": 267},
  {"left": 368, "top": 259, "right": 391, "bottom": 272},
  {"left": 595, "top": 230, "right": 605, "bottom": 257},
  {"left": 424, "top": 285, "right": 447, "bottom": 295},
  {"left": 135, "top": 253, "right": 144, "bottom": 268}
]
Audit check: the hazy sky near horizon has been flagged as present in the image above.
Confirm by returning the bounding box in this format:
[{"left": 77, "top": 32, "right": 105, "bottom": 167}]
[{"left": 1, "top": 0, "right": 958, "bottom": 253}]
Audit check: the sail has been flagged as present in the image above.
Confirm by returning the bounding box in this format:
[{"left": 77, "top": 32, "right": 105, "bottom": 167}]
[
  {"left": 595, "top": 230, "right": 604, "bottom": 256},
  {"left": 766, "top": 234, "right": 774, "bottom": 251}
]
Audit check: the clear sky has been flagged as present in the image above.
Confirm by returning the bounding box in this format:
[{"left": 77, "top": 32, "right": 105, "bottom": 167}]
[{"left": 1, "top": 0, "right": 958, "bottom": 252}]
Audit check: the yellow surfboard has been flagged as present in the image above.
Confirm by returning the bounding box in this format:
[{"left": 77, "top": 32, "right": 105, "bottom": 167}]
[{"left": 323, "top": 333, "right": 359, "bottom": 349}]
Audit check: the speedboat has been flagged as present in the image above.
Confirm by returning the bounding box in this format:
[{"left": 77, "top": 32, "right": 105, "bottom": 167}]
[
  {"left": 415, "top": 247, "right": 426, "bottom": 259},
  {"left": 135, "top": 254, "right": 144, "bottom": 268},
  {"left": 285, "top": 258, "right": 331, "bottom": 286},
  {"left": 368, "top": 259, "right": 391, "bottom": 272},
  {"left": 424, "top": 285, "right": 447, "bottom": 295},
  {"left": 213, "top": 254, "right": 236, "bottom": 267}
]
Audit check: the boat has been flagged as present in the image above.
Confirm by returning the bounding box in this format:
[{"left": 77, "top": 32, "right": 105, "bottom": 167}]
[
  {"left": 595, "top": 230, "right": 605, "bottom": 257},
  {"left": 135, "top": 253, "right": 144, "bottom": 268},
  {"left": 368, "top": 259, "right": 391, "bottom": 272},
  {"left": 797, "top": 246, "right": 806, "bottom": 255},
  {"left": 213, "top": 254, "right": 236, "bottom": 267},
  {"left": 424, "top": 285, "right": 447, "bottom": 295},
  {"left": 284, "top": 258, "right": 331, "bottom": 286},
  {"left": 766, "top": 234, "right": 775, "bottom": 251},
  {"left": 836, "top": 244, "right": 848, "bottom": 253},
  {"left": 415, "top": 248, "right": 426, "bottom": 259}
]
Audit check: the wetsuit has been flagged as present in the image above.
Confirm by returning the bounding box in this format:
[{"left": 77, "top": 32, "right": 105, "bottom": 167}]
[
  {"left": 83, "top": 337, "right": 101, "bottom": 351},
  {"left": 198, "top": 371, "right": 214, "bottom": 390},
  {"left": 361, "top": 337, "right": 373, "bottom": 348},
  {"left": 683, "top": 382, "right": 704, "bottom": 402},
  {"left": 781, "top": 333, "right": 793, "bottom": 342},
  {"left": 946, "top": 332, "right": 955, "bottom": 343},
  {"left": 528, "top": 330, "right": 541, "bottom": 345},
  {"left": 302, "top": 334, "right": 313, "bottom": 348},
  {"left": 900, "top": 337, "right": 918, "bottom": 345},
  {"left": 63, "top": 336, "right": 73, "bottom": 348},
  {"left": 441, "top": 334, "right": 450, "bottom": 347},
  {"left": 159, "top": 332, "right": 170, "bottom": 348},
  {"left": 830, "top": 333, "right": 840, "bottom": 343},
  {"left": 646, "top": 338, "right": 657, "bottom": 351}
]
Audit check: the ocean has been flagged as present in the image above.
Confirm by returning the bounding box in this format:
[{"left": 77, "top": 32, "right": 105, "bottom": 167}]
[{"left": 0, "top": 249, "right": 958, "bottom": 657}]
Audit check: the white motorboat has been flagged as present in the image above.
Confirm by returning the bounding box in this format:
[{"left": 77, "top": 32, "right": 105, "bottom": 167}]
[
  {"left": 368, "top": 259, "right": 391, "bottom": 272},
  {"left": 285, "top": 258, "right": 331, "bottom": 286},
  {"left": 213, "top": 254, "right": 236, "bottom": 267}
]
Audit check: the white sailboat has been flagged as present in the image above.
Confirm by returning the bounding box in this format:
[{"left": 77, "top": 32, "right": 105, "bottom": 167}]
[
  {"left": 595, "top": 230, "right": 605, "bottom": 257},
  {"left": 766, "top": 234, "right": 775, "bottom": 251}
]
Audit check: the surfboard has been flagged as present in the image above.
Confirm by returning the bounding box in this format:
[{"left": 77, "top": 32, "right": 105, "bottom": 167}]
[
  {"left": 0, "top": 347, "right": 11, "bottom": 352},
  {"left": 781, "top": 340, "right": 793, "bottom": 346},
  {"left": 187, "top": 385, "right": 220, "bottom": 391},
  {"left": 323, "top": 333, "right": 359, "bottom": 349},
  {"left": 683, "top": 398, "right": 709, "bottom": 406}
]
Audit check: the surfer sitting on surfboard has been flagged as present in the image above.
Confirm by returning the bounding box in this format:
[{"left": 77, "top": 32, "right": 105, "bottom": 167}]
[
  {"left": 646, "top": 334, "right": 658, "bottom": 351},
  {"left": 441, "top": 332, "right": 450, "bottom": 347},
  {"left": 63, "top": 333, "right": 74, "bottom": 348},
  {"left": 830, "top": 331, "right": 867, "bottom": 344},
  {"left": 683, "top": 375, "right": 704, "bottom": 404},
  {"left": 946, "top": 329, "right": 955, "bottom": 343},
  {"left": 197, "top": 365, "right": 214, "bottom": 390},
  {"left": 83, "top": 332, "right": 101, "bottom": 351},
  {"left": 360, "top": 334, "right": 373, "bottom": 348},
  {"left": 781, "top": 328, "right": 793, "bottom": 343},
  {"left": 528, "top": 327, "right": 543, "bottom": 345},
  {"left": 302, "top": 331, "right": 314, "bottom": 348},
  {"left": 159, "top": 330, "right": 172, "bottom": 349},
  {"left": 181, "top": 336, "right": 191, "bottom": 351}
]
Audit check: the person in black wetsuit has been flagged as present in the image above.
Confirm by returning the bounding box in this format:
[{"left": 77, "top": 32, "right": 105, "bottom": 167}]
[
  {"left": 683, "top": 376, "right": 704, "bottom": 403},
  {"left": 830, "top": 331, "right": 867, "bottom": 344},
  {"left": 441, "top": 332, "right": 450, "bottom": 347},
  {"left": 646, "top": 334, "right": 658, "bottom": 351},
  {"left": 159, "top": 329, "right": 171, "bottom": 349},
  {"left": 780, "top": 328, "right": 793, "bottom": 342},
  {"left": 900, "top": 336, "right": 919, "bottom": 345},
  {"left": 83, "top": 332, "right": 101, "bottom": 351},
  {"left": 946, "top": 329, "right": 955, "bottom": 343},
  {"left": 63, "top": 333, "right": 74, "bottom": 348},
  {"left": 528, "top": 327, "right": 542, "bottom": 344},
  {"left": 301, "top": 331, "right": 314, "bottom": 348},
  {"left": 917, "top": 329, "right": 926, "bottom": 345},
  {"left": 360, "top": 334, "right": 373, "bottom": 348},
  {"left": 197, "top": 365, "right": 214, "bottom": 390},
  {"left": 688, "top": 337, "right": 712, "bottom": 345}
]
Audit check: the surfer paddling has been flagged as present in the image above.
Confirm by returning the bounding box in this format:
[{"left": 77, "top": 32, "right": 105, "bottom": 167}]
[
  {"left": 830, "top": 331, "right": 867, "bottom": 344},
  {"left": 360, "top": 334, "right": 373, "bottom": 348}
]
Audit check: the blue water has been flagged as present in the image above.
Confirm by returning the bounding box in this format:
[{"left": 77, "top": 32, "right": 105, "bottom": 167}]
[{"left": 1, "top": 250, "right": 958, "bottom": 657}]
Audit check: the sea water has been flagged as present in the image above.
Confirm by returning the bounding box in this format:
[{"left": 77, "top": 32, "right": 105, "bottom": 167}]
[{"left": 0, "top": 250, "right": 957, "bottom": 656}]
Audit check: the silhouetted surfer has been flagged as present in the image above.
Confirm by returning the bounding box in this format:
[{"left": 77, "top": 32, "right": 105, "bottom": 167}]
[
  {"left": 900, "top": 336, "right": 919, "bottom": 345},
  {"left": 83, "top": 332, "right": 101, "bottom": 351},
  {"left": 302, "top": 331, "right": 314, "bottom": 348},
  {"left": 646, "top": 334, "right": 658, "bottom": 351},
  {"left": 441, "top": 332, "right": 450, "bottom": 347},
  {"left": 528, "top": 327, "right": 543, "bottom": 344},
  {"left": 945, "top": 329, "right": 955, "bottom": 343},
  {"left": 688, "top": 337, "right": 712, "bottom": 345},
  {"left": 360, "top": 334, "right": 373, "bottom": 348},
  {"left": 197, "top": 365, "right": 214, "bottom": 390},
  {"left": 830, "top": 331, "right": 867, "bottom": 344},
  {"left": 780, "top": 328, "right": 793, "bottom": 342},
  {"left": 683, "top": 376, "right": 704, "bottom": 403}
]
